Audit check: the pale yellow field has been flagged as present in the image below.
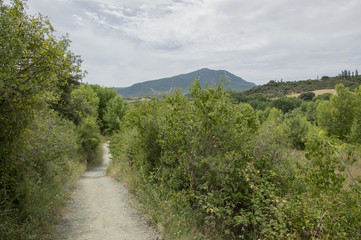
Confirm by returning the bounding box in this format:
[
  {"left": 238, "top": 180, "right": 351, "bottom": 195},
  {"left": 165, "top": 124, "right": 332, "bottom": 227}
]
[{"left": 287, "top": 89, "right": 337, "bottom": 98}]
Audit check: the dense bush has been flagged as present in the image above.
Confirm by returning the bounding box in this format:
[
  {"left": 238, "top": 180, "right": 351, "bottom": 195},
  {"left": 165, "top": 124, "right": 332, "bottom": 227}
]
[
  {"left": 316, "top": 84, "right": 359, "bottom": 141},
  {"left": 89, "top": 85, "right": 118, "bottom": 133},
  {"left": 0, "top": 106, "right": 86, "bottom": 239},
  {"left": 0, "top": 1, "right": 103, "bottom": 238},
  {"left": 103, "top": 95, "right": 127, "bottom": 133},
  {"left": 283, "top": 111, "right": 312, "bottom": 149},
  {"left": 270, "top": 96, "right": 303, "bottom": 113},
  {"left": 110, "top": 79, "right": 361, "bottom": 239},
  {"left": 298, "top": 91, "right": 315, "bottom": 101},
  {"left": 70, "top": 84, "right": 103, "bottom": 166}
]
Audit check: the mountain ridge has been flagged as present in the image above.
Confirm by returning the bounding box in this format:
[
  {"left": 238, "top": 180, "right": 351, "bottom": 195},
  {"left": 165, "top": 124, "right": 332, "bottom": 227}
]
[{"left": 114, "top": 68, "right": 256, "bottom": 98}]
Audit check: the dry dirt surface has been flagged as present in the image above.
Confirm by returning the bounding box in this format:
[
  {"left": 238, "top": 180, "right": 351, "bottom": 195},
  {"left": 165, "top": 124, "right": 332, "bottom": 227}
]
[
  {"left": 55, "top": 143, "right": 159, "bottom": 240},
  {"left": 287, "top": 89, "right": 337, "bottom": 98}
]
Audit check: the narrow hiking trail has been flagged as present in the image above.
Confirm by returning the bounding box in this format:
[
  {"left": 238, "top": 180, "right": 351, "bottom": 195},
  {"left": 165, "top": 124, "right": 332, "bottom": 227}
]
[{"left": 56, "top": 143, "right": 159, "bottom": 240}]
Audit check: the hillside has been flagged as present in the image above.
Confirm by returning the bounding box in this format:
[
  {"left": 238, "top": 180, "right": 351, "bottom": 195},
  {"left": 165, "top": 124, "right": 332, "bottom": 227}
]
[
  {"left": 244, "top": 76, "right": 361, "bottom": 98},
  {"left": 114, "top": 68, "right": 255, "bottom": 98}
]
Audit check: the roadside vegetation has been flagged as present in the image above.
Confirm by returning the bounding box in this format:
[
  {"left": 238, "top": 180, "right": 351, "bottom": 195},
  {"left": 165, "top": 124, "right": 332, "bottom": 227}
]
[
  {"left": 0, "top": 1, "right": 126, "bottom": 239},
  {"left": 2, "top": 1, "right": 361, "bottom": 239},
  {"left": 109, "top": 79, "right": 361, "bottom": 239}
]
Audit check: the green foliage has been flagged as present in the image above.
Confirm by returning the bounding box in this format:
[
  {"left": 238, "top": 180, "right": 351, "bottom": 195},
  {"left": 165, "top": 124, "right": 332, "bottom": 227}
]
[
  {"left": 298, "top": 91, "right": 315, "bottom": 101},
  {"left": 244, "top": 76, "right": 360, "bottom": 99},
  {"left": 111, "top": 80, "right": 268, "bottom": 238},
  {"left": 0, "top": 106, "right": 85, "bottom": 239},
  {"left": 77, "top": 117, "right": 102, "bottom": 167},
  {"left": 71, "top": 84, "right": 99, "bottom": 118},
  {"left": 300, "top": 101, "right": 318, "bottom": 122},
  {"left": 110, "top": 78, "right": 361, "bottom": 239},
  {"left": 270, "top": 96, "right": 303, "bottom": 113},
  {"left": 70, "top": 84, "right": 102, "bottom": 166},
  {"left": 349, "top": 86, "right": 361, "bottom": 144},
  {"left": 103, "top": 95, "right": 127, "bottom": 133},
  {"left": 286, "top": 136, "right": 361, "bottom": 239},
  {"left": 0, "top": 2, "right": 105, "bottom": 238},
  {"left": 313, "top": 93, "right": 332, "bottom": 101},
  {"left": 316, "top": 84, "right": 357, "bottom": 140},
  {"left": 89, "top": 85, "right": 118, "bottom": 132},
  {"left": 0, "top": 0, "right": 84, "bottom": 147},
  {"left": 283, "top": 111, "right": 311, "bottom": 149},
  {"left": 230, "top": 92, "right": 270, "bottom": 110}
]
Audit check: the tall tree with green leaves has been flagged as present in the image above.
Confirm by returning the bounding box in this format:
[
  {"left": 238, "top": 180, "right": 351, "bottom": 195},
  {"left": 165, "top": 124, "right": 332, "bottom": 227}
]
[
  {"left": 0, "top": 0, "right": 84, "bottom": 149},
  {"left": 317, "top": 84, "right": 355, "bottom": 140},
  {"left": 0, "top": 1, "right": 87, "bottom": 237},
  {"left": 70, "top": 85, "right": 102, "bottom": 165},
  {"left": 349, "top": 85, "right": 361, "bottom": 143},
  {"left": 90, "top": 85, "right": 118, "bottom": 132},
  {"left": 103, "top": 95, "right": 127, "bottom": 133}
]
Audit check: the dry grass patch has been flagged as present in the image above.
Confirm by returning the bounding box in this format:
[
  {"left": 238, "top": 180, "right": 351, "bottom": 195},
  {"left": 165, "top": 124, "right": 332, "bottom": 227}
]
[{"left": 287, "top": 89, "right": 337, "bottom": 98}]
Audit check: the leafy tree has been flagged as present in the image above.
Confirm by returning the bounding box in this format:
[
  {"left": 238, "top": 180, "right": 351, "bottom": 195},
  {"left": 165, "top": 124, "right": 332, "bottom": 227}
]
[
  {"left": 316, "top": 100, "right": 333, "bottom": 131},
  {"left": 71, "top": 84, "right": 99, "bottom": 119},
  {"left": 230, "top": 91, "right": 269, "bottom": 110},
  {"left": 90, "top": 85, "right": 118, "bottom": 132},
  {"left": 49, "top": 53, "right": 83, "bottom": 124},
  {"left": 0, "top": 106, "right": 83, "bottom": 239},
  {"left": 0, "top": 1, "right": 105, "bottom": 238},
  {"left": 313, "top": 92, "right": 333, "bottom": 101},
  {"left": 300, "top": 101, "right": 319, "bottom": 122},
  {"left": 103, "top": 95, "right": 127, "bottom": 133},
  {"left": 229, "top": 91, "right": 248, "bottom": 104},
  {"left": 0, "top": 0, "right": 83, "bottom": 152},
  {"left": 321, "top": 75, "right": 330, "bottom": 80},
  {"left": 317, "top": 84, "right": 355, "bottom": 140},
  {"left": 271, "top": 96, "right": 303, "bottom": 113},
  {"left": 283, "top": 111, "right": 311, "bottom": 149},
  {"left": 298, "top": 91, "right": 315, "bottom": 101},
  {"left": 70, "top": 84, "right": 101, "bottom": 165},
  {"left": 349, "top": 85, "right": 361, "bottom": 143}
]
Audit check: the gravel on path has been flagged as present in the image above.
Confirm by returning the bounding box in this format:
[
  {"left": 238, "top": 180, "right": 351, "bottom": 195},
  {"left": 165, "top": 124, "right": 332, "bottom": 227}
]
[{"left": 56, "top": 143, "right": 159, "bottom": 240}]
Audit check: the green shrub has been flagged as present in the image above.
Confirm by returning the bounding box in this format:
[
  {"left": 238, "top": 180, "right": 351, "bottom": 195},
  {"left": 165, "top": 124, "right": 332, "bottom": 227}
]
[
  {"left": 103, "top": 95, "right": 127, "bottom": 134},
  {"left": 109, "top": 79, "right": 361, "bottom": 239},
  {"left": 271, "top": 96, "right": 303, "bottom": 113},
  {"left": 77, "top": 117, "right": 102, "bottom": 167},
  {"left": 0, "top": 107, "right": 85, "bottom": 239},
  {"left": 283, "top": 111, "right": 311, "bottom": 149},
  {"left": 316, "top": 84, "right": 356, "bottom": 140},
  {"left": 298, "top": 91, "right": 315, "bottom": 101}
]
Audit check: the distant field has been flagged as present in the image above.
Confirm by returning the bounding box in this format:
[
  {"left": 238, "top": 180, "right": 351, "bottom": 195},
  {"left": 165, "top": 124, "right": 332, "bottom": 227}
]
[{"left": 287, "top": 89, "right": 337, "bottom": 98}]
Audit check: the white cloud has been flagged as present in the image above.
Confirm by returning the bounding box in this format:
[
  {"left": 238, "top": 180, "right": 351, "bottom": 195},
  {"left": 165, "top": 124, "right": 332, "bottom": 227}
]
[{"left": 21, "top": 0, "right": 361, "bottom": 87}]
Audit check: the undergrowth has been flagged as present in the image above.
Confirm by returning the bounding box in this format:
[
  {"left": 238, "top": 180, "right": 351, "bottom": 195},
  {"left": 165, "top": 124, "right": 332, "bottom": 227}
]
[
  {"left": 108, "top": 79, "right": 361, "bottom": 239},
  {"left": 0, "top": 108, "right": 87, "bottom": 240}
]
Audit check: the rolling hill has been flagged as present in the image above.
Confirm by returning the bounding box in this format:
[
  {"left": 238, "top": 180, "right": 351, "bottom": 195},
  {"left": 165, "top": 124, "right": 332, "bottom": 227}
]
[
  {"left": 243, "top": 76, "right": 361, "bottom": 99},
  {"left": 114, "top": 68, "right": 256, "bottom": 98}
]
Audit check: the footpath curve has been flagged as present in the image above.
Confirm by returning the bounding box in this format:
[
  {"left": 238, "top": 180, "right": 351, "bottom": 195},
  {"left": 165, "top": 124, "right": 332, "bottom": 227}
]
[{"left": 56, "top": 142, "right": 158, "bottom": 240}]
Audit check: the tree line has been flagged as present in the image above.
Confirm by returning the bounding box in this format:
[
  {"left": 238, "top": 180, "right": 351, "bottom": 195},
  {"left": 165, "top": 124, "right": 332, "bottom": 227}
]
[
  {"left": 0, "top": 1, "right": 126, "bottom": 238},
  {"left": 339, "top": 69, "right": 359, "bottom": 79}
]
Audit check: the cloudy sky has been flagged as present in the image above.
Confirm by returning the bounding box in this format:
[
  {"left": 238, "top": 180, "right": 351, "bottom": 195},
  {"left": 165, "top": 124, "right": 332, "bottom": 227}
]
[{"left": 21, "top": 0, "right": 361, "bottom": 87}]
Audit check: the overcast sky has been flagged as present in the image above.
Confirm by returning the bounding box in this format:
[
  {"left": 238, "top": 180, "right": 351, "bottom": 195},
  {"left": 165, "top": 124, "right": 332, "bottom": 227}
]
[{"left": 20, "top": 0, "right": 361, "bottom": 87}]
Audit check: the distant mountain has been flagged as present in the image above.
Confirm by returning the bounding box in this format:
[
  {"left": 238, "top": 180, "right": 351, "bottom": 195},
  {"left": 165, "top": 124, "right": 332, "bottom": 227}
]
[{"left": 114, "top": 68, "right": 256, "bottom": 98}]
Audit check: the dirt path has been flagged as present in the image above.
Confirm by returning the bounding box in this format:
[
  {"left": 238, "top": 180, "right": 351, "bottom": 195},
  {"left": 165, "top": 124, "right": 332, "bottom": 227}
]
[{"left": 56, "top": 143, "right": 159, "bottom": 240}]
